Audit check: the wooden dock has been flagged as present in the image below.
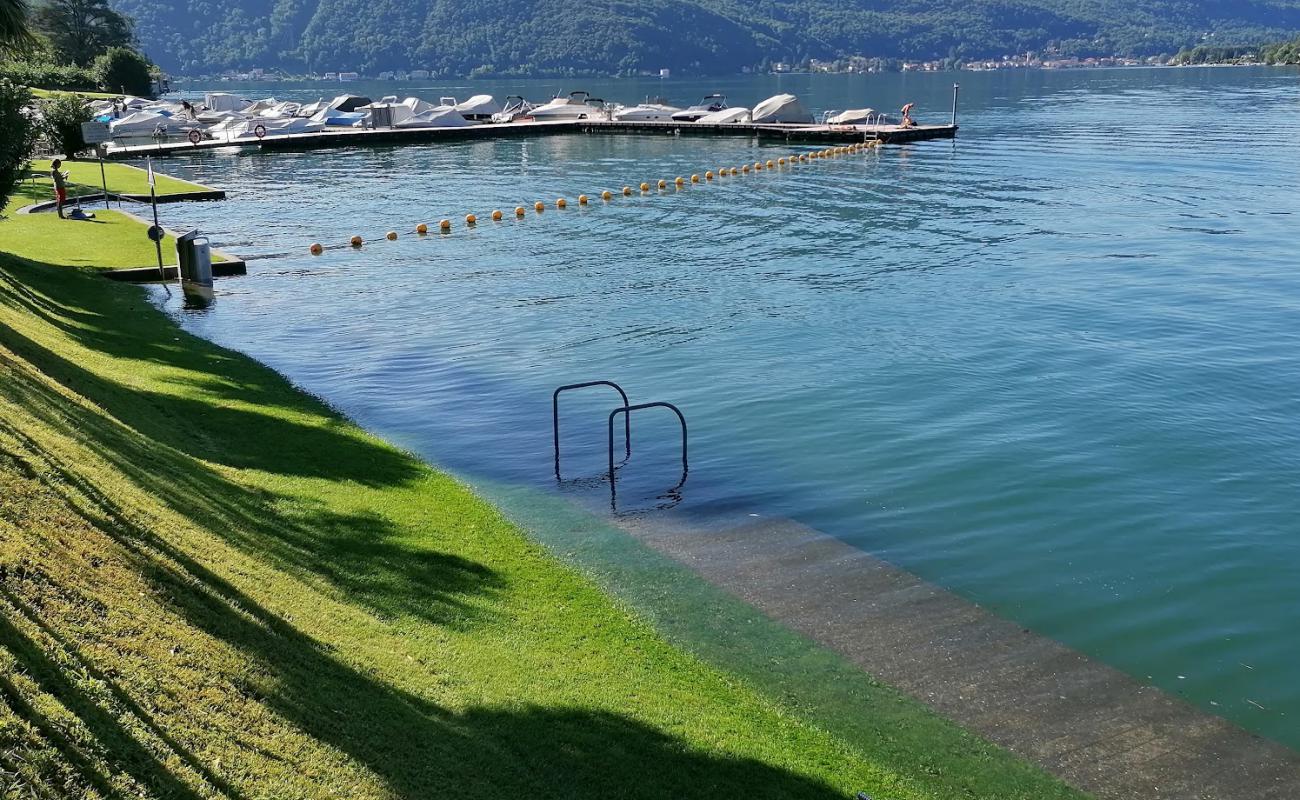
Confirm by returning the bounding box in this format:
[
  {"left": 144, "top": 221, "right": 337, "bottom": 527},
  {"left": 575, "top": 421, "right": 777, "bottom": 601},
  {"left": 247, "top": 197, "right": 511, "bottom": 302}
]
[{"left": 103, "top": 118, "right": 957, "bottom": 160}]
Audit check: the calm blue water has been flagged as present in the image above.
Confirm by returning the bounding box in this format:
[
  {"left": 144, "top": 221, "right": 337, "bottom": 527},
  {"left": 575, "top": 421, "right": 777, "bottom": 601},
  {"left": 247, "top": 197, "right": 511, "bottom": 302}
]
[{"left": 151, "top": 67, "right": 1300, "bottom": 748}]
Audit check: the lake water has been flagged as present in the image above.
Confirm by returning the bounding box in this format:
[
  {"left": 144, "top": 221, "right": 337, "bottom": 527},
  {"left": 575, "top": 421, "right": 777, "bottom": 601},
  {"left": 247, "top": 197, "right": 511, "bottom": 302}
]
[{"left": 150, "top": 67, "right": 1300, "bottom": 749}]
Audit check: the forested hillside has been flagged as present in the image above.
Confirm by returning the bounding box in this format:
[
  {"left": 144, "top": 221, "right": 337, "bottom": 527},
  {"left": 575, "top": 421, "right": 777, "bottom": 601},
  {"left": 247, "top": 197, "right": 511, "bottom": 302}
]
[{"left": 109, "top": 0, "right": 1300, "bottom": 75}]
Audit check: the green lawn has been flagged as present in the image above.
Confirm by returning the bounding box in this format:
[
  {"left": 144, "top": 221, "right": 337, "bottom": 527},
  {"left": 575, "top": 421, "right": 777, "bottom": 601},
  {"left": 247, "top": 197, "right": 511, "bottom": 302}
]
[
  {"left": 0, "top": 249, "right": 1088, "bottom": 798},
  {"left": 0, "top": 161, "right": 216, "bottom": 268},
  {"left": 29, "top": 88, "right": 121, "bottom": 100}
]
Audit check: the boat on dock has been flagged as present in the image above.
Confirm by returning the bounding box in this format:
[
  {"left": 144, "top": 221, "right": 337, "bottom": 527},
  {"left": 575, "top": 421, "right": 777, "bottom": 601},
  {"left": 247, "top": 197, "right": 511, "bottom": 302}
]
[
  {"left": 671, "top": 94, "right": 728, "bottom": 122},
  {"left": 528, "top": 91, "right": 610, "bottom": 120}
]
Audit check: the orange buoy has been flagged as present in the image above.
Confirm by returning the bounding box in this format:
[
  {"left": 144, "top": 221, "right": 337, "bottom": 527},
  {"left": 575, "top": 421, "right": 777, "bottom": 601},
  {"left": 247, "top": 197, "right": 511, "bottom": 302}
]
[
  {"left": 491, "top": 209, "right": 503, "bottom": 221},
  {"left": 534, "top": 201, "right": 545, "bottom": 212},
  {"left": 556, "top": 198, "right": 567, "bottom": 209},
  {"left": 416, "top": 222, "right": 429, "bottom": 234},
  {"left": 515, "top": 206, "right": 526, "bottom": 217},
  {"left": 741, "top": 164, "right": 750, "bottom": 173},
  {"left": 691, "top": 174, "right": 700, "bottom": 183},
  {"left": 766, "top": 160, "right": 775, "bottom": 168},
  {"left": 386, "top": 230, "right": 398, "bottom": 240},
  {"left": 465, "top": 214, "right": 477, "bottom": 225},
  {"left": 640, "top": 182, "right": 650, "bottom": 192},
  {"left": 350, "top": 235, "right": 363, "bottom": 247},
  {"left": 657, "top": 179, "right": 667, "bottom": 189},
  {"left": 602, "top": 190, "right": 613, "bottom": 200},
  {"left": 309, "top": 242, "right": 323, "bottom": 255},
  {"left": 675, "top": 176, "right": 684, "bottom": 186},
  {"left": 578, "top": 194, "right": 589, "bottom": 205},
  {"left": 623, "top": 186, "right": 633, "bottom": 195},
  {"left": 705, "top": 171, "right": 714, "bottom": 180},
  {"left": 439, "top": 219, "right": 451, "bottom": 231}
]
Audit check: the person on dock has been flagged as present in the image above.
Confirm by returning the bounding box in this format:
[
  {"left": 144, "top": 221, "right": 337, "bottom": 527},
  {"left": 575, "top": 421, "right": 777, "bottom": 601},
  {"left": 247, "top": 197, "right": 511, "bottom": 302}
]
[
  {"left": 50, "top": 159, "right": 69, "bottom": 219},
  {"left": 900, "top": 102, "right": 916, "bottom": 128}
]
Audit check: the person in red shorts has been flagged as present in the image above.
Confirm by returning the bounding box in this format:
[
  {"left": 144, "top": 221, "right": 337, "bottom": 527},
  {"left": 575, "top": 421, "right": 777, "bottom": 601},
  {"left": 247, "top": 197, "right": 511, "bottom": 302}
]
[{"left": 50, "top": 159, "right": 69, "bottom": 219}]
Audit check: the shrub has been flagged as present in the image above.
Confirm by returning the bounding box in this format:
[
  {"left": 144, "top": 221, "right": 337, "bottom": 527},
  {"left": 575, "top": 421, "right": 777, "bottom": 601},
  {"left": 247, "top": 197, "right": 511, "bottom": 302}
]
[
  {"left": 38, "top": 93, "right": 91, "bottom": 157},
  {"left": 0, "top": 79, "right": 35, "bottom": 214},
  {"left": 92, "top": 46, "right": 151, "bottom": 97},
  {"left": 0, "top": 59, "right": 98, "bottom": 91}
]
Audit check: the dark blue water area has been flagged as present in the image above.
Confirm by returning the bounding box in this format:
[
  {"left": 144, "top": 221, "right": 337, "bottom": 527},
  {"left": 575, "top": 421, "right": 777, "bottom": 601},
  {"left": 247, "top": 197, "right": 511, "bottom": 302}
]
[{"left": 151, "top": 66, "right": 1300, "bottom": 747}]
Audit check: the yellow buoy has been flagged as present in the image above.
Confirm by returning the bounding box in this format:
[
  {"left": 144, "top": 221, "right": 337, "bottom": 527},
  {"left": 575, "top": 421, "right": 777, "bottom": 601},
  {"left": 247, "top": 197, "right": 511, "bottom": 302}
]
[
  {"left": 705, "top": 171, "right": 714, "bottom": 180},
  {"left": 691, "top": 174, "right": 700, "bottom": 183},
  {"left": 309, "top": 242, "right": 323, "bottom": 255},
  {"left": 534, "top": 201, "right": 545, "bottom": 212},
  {"left": 741, "top": 164, "right": 750, "bottom": 173},
  {"left": 416, "top": 222, "right": 428, "bottom": 235},
  {"left": 465, "top": 214, "right": 477, "bottom": 225},
  {"left": 515, "top": 206, "right": 526, "bottom": 217},
  {"left": 675, "top": 176, "right": 684, "bottom": 186},
  {"left": 640, "top": 182, "right": 650, "bottom": 192},
  {"left": 350, "top": 235, "right": 363, "bottom": 247},
  {"left": 602, "top": 190, "right": 613, "bottom": 200},
  {"left": 556, "top": 198, "right": 567, "bottom": 209},
  {"left": 491, "top": 209, "right": 503, "bottom": 221},
  {"left": 386, "top": 230, "right": 398, "bottom": 240},
  {"left": 766, "top": 160, "right": 775, "bottom": 168},
  {"left": 624, "top": 186, "right": 633, "bottom": 195},
  {"left": 657, "top": 179, "right": 667, "bottom": 189},
  {"left": 753, "top": 162, "right": 762, "bottom": 171},
  {"left": 578, "top": 194, "right": 589, "bottom": 205}
]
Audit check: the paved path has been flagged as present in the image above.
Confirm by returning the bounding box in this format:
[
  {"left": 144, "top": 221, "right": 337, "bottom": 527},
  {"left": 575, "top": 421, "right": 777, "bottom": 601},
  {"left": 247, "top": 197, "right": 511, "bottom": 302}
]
[{"left": 620, "top": 515, "right": 1300, "bottom": 799}]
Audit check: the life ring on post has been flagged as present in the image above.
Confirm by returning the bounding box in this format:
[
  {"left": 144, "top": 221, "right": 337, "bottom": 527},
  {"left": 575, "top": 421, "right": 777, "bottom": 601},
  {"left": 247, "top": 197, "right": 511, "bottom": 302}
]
[
  {"left": 254, "top": 124, "right": 267, "bottom": 140},
  {"left": 187, "top": 129, "right": 202, "bottom": 145}
]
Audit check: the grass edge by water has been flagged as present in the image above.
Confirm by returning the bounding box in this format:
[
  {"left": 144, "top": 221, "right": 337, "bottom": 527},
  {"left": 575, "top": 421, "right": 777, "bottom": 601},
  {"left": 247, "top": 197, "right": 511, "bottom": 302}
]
[{"left": 0, "top": 244, "right": 1087, "bottom": 798}]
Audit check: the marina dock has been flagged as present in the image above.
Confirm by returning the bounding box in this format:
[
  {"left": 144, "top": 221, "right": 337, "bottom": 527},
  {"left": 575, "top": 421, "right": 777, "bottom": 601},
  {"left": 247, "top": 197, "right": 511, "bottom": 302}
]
[{"left": 103, "top": 118, "right": 957, "bottom": 160}]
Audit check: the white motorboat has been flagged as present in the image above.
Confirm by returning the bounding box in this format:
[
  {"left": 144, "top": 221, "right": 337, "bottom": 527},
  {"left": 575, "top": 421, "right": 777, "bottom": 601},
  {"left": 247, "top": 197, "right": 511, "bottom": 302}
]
[
  {"left": 205, "top": 116, "right": 325, "bottom": 140},
  {"left": 751, "top": 93, "right": 813, "bottom": 124},
  {"left": 455, "top": 94, "right": 501, "bottom": 121},
  {"left": 109, "top": 110, "right": 174, "bottom": 138},
  {"left": 491, "top": 95, "right": 535, "bottom": 123},
  {"left": 395, "top": 107, "right": 475, "bottom": 128},
  {"left": 527, "top": 91, "right": 608, "bottom": 120},
  {"left": 823, "top": 108, "right": 876, "bottom": 125},
  {"left": 694, "top": 107, "right": 751, "bottom": 124},
  {"left": 614, "top": 102, "right": 681, "bottom": 121},
  {"left": 204, "top": 92, "right": 250, "bottom": 113},
  {"left": 670, "top": 94, "right": 728, "bottom": 122}
]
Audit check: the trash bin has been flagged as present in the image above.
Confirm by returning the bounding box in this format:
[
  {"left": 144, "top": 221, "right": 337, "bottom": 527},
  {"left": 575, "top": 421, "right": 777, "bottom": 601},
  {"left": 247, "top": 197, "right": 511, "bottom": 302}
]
[{"left": 176, "top": 229, "right": 214, "bottom": 306}]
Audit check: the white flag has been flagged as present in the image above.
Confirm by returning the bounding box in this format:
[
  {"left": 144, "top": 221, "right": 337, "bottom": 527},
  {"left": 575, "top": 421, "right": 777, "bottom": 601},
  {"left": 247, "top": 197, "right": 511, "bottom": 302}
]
[{"left": 147, "top": 158, "right": 155, "bottom": 188}]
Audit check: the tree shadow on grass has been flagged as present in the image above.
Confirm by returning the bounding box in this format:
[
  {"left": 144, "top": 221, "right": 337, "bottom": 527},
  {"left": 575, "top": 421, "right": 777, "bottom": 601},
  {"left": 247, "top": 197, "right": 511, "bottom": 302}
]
[
  {"left": 0, "top": 257, "right": 417, "bottom": 486},
  {"left": 4, "top": 498, "right": 851, "bottom": 800},
  {"left": 0, "top": 345, "right": 502, "bottom": 628}
]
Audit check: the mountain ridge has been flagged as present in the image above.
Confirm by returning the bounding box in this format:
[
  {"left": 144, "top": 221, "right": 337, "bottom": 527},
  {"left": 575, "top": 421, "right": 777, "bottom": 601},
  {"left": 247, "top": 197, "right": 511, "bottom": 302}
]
[{"left": 109, "top": 0, "right": 1300, "bottom": 75}]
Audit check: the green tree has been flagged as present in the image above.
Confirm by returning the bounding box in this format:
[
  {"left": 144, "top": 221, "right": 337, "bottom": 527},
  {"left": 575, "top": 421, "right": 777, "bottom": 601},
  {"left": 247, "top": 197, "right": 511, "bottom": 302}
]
[
  {"left": 1, "top": 0, "right": 35, "bottom": 50},
  {"left": 92, "top": 45, "right": 150, "bottom": 96},
  {"left": 0, "top": 79, "right": 34, "bottom": 215},
  {"left": 37, "top": 92, "right": 88, "bottom": 156},
  {"left": 33, "top": 0, "right": 132, "bottom": 65}
]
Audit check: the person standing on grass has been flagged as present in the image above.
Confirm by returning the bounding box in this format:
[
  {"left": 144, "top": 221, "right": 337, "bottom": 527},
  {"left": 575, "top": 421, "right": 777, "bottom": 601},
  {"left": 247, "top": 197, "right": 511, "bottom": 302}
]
[{"left": 50, "top": 159, "right": 68, "bottom": 219}]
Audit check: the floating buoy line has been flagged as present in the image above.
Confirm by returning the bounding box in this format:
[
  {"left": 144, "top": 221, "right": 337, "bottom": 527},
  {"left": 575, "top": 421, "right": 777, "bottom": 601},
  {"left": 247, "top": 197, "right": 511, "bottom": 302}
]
[{"left": 310, "top": 141, "right": 882, "bottom": 255}]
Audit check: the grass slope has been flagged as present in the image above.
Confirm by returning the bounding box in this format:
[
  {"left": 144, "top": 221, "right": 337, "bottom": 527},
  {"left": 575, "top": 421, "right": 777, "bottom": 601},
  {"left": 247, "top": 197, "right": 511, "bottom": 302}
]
[
  {"left": 0, "top": 161, "right": 212, "bottom": 268},
  {"left": 0, "top": 252, "right": 1087, "bottom": 797}
]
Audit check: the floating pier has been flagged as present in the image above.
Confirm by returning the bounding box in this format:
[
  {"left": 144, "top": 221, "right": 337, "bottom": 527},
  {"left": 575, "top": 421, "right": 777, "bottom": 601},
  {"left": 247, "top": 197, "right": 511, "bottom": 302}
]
[{"left": 103, "top": 118, "right": 957, "bottom": 160}]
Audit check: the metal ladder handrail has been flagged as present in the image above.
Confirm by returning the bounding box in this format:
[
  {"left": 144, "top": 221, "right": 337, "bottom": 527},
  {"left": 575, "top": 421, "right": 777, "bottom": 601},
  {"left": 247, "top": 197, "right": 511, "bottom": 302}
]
[
  {"left": 607, "top": 402, "right": 688, "bottom": 503},
  {"left": 553, "top": 380, "right": 631, "bottom": 478}
]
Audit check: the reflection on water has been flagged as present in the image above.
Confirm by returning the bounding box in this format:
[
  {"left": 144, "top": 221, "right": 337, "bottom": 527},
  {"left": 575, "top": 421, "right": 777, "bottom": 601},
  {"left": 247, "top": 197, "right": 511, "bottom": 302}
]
[{"left": 159, "top": 67, "right": 1300, "bottom": 749}]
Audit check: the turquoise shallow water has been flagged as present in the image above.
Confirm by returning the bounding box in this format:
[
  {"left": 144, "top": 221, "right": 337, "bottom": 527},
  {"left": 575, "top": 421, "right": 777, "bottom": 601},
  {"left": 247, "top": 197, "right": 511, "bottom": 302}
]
[{"left": 151, "top": 67, "right": 1300, "bottom": 748}]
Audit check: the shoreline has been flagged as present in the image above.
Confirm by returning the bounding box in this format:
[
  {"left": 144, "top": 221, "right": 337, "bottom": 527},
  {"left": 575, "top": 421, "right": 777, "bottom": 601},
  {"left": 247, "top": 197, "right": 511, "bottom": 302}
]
[{"left": 0, "top": 248, "right": 1085, "bottom": 797}]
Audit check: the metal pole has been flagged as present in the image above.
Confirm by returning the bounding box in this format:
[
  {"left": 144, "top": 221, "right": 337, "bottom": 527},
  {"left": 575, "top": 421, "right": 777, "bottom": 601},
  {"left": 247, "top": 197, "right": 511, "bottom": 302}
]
[
  {"left": 98, "top": 150, "right": 109, "bottom": 210},
  {"left": 149, "top": 161, "right": 166, "bottom": 283},
  {"left": 951, "top": 83, "right": 960, "bottom": 127}
]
